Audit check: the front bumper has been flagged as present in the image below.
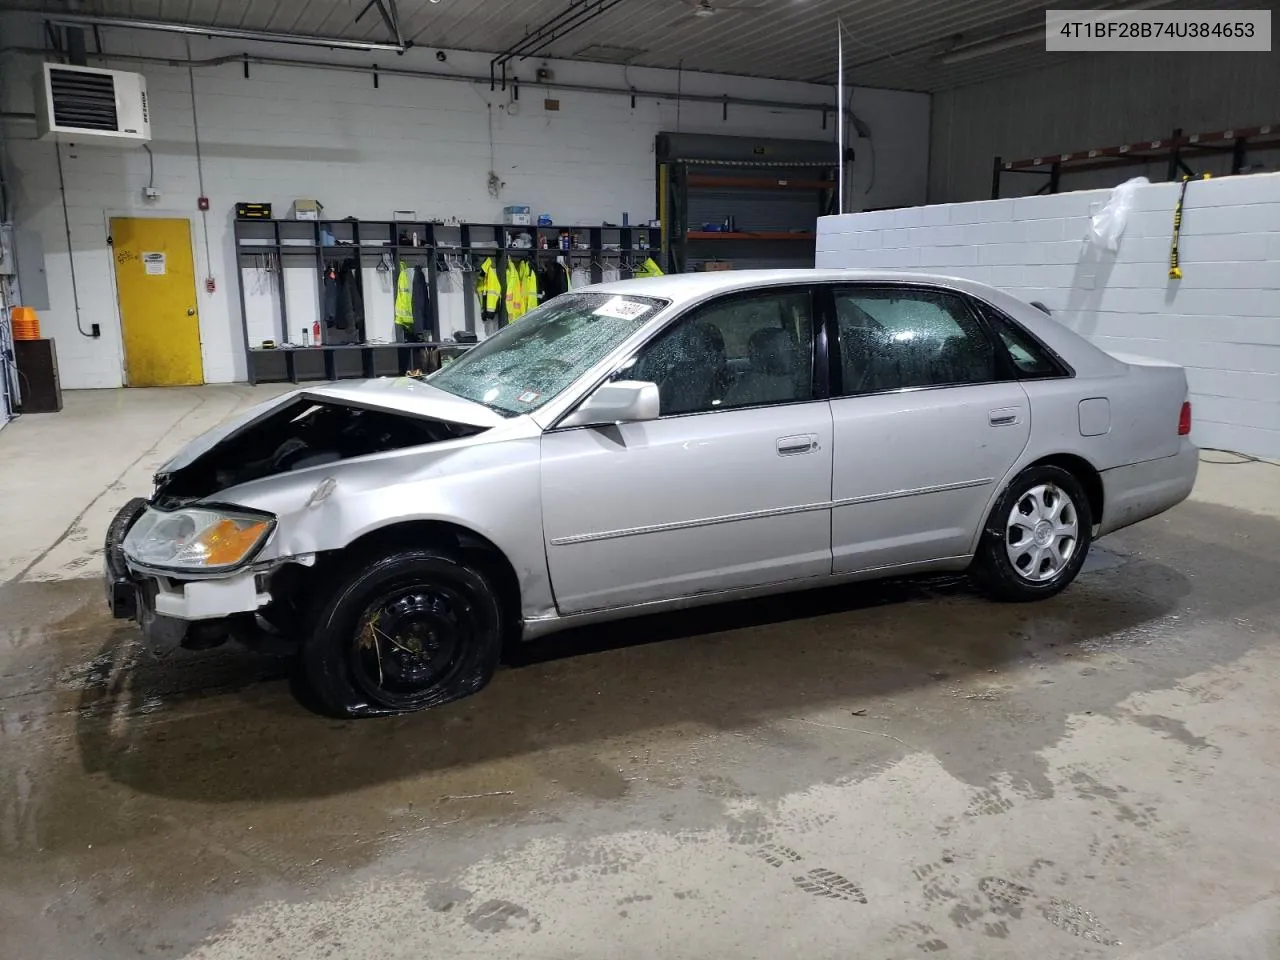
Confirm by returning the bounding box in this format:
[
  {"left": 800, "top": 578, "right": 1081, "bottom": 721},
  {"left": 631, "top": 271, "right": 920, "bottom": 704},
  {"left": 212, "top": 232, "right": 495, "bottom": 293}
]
[
  {"left": 104, "top": 497, "right": 149, "bottom": 620},
  {"left": 103, "top": 499, "right": 272, "bottom": 653}
]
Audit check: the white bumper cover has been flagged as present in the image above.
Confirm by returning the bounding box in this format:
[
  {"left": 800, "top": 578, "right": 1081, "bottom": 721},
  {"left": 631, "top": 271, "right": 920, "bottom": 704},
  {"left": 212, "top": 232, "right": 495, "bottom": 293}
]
[{"left": 150, "top": 570, "right": 271, "bottom": 621}]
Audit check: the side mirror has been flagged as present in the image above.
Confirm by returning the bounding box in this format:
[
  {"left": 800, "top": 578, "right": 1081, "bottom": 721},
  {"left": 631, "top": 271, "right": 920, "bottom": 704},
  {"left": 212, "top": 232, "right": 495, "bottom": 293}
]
[{"left": 560, "top": 380, "right": 660, "bottom": 428}]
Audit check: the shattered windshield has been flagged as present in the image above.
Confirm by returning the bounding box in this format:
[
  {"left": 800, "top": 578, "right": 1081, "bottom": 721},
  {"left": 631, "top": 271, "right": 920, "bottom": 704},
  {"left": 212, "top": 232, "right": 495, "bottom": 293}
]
[{"left": 427, "top": 292, "right": 668, "bottom": 416}]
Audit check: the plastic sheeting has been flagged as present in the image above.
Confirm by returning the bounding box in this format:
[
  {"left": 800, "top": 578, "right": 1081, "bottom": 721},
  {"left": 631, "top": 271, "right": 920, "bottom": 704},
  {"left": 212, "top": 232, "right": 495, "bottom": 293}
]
[{"left": 1086, "top": 176, "right": 1148, "bottom": 252}]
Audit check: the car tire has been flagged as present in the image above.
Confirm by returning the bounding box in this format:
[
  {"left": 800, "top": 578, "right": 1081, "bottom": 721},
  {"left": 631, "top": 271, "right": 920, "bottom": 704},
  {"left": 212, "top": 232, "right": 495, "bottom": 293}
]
[
  {"left": 302, "top": 546, "right": 504, "bottom": 718},
  {"left": 970, "top": 465, "right": 1093, "bottom": 603}
]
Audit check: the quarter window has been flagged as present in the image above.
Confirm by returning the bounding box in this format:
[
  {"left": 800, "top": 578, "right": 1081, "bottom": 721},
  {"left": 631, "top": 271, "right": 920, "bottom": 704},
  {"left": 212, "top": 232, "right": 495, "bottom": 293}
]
[
  {"left": 623, "top": 290, "right": 815, "bottom": 416},
  {"left": 980, "top": 306, "right": 1069, "bottom": 379},
  {"left": 834, "top": 287, "right": 997, "bottom": 395}
]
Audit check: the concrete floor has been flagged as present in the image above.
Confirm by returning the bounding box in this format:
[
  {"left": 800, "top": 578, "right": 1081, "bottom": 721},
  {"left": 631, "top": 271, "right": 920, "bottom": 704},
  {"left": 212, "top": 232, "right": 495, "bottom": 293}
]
[{"left": 2, "top": 386, "right": 1279, "bottom": 959}]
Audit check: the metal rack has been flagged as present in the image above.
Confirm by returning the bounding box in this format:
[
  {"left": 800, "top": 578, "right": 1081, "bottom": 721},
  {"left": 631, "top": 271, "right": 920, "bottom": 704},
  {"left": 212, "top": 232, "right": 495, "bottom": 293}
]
[
  {"left": 992, "top": 123, "right": 1280, "bottom": 199},
  {"left": 0, "top": 282, "right": 13, "bottom": 430},
  {"left": 233, "top": 218, "right": 660, "bottom": 385},
  {"left": 657, "top": 132, "right": 837, "bottom": 275}
]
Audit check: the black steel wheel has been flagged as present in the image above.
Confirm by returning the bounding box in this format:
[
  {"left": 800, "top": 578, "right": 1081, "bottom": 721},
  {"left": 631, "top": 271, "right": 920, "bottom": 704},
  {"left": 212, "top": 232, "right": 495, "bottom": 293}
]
[{"left": 303, "top": 546, "right": 504, "bottom": 717}]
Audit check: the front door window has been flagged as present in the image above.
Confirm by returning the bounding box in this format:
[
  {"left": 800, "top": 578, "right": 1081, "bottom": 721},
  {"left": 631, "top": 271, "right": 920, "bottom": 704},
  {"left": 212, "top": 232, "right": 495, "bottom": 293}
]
[{"left": 622, "top": 289, "right": 815, "bottom": 415}]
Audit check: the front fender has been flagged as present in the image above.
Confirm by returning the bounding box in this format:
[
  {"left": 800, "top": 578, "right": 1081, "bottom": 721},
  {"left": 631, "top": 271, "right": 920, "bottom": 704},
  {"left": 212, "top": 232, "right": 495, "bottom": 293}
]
[{"left": 211, "top": 435, "right": 557, "bottom": 622}]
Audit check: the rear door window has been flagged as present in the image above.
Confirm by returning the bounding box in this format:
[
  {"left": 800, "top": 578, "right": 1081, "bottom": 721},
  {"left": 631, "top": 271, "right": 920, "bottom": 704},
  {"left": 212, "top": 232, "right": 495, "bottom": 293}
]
[{"left": 833, "top": 287, "right": 998, "bottom": 395}]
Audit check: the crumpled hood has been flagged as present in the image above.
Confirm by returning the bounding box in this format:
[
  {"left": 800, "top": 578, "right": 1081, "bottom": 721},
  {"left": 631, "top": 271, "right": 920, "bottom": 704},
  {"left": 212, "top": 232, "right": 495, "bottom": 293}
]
[{"left": 157, "top": 377, "right": 505, "bottom": 476}]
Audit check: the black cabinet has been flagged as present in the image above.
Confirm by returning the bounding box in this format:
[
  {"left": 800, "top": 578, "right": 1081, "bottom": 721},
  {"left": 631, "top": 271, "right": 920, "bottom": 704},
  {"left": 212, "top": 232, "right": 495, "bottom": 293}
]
[{"left": 14, "top": 338, "right": 62, "bottom": 413}]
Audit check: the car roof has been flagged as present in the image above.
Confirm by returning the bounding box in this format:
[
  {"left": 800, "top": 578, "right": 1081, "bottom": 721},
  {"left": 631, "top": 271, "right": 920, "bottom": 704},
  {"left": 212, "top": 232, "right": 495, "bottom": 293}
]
[{"left": 587, "top": 268, "right": 997, "bottom": 301}]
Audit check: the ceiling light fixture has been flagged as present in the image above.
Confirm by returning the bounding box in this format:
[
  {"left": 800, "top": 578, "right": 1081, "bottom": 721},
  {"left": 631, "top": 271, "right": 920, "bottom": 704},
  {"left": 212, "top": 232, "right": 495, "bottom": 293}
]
[
  {"left": 42, "top": 13, "right": 410, "bottom": 53},
  {"left": 937, "top": 0, "right": 1180, "bottom": 65}
]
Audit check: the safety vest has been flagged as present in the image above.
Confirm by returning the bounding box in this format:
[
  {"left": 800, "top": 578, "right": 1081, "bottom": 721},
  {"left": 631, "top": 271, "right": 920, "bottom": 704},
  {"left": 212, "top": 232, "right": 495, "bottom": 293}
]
[
  {"left": 477, "top": 258, "right": 502, "bottom": 320},
  {"left": 633, "top": 256, "right": 665, "bottom": 278},
  {"left": 394, "top": 262, "right": 413, "bottom": 330}
]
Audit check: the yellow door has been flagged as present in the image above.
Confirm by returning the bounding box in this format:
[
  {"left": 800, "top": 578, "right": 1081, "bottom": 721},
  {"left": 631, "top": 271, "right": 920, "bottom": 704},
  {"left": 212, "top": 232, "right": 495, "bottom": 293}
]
[{"left": 111, "top": 217, "right": 204, "bottom": 386}]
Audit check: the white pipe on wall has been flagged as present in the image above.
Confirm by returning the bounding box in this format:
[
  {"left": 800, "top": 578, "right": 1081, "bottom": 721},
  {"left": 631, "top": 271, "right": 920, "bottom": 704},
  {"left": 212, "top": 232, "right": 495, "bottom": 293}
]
[{"left": 837, "top": 20, "right": 845, "bottom": 215}]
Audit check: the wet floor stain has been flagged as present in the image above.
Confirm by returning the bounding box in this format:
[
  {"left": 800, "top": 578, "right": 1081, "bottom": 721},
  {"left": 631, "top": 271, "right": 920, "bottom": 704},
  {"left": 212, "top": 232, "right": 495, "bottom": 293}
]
[
  {"left": 1128, "top": 713, "right": 1214, "bottom": 752},
  {"left": 465, "top": 899, "right": 540, "bottom": 934}
]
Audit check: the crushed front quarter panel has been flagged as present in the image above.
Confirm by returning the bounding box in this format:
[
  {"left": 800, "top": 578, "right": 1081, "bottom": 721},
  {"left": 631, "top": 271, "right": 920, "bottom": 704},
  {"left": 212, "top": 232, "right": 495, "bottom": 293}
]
[{"left": 205, "top": 416, "right": 558, "bottom": 622}]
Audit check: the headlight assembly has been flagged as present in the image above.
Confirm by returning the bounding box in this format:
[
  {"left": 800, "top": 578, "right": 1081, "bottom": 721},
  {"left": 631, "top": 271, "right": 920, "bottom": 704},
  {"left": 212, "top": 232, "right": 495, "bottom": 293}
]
[{"left": 122, "top": 505, "right": 275, "bottom": 572}]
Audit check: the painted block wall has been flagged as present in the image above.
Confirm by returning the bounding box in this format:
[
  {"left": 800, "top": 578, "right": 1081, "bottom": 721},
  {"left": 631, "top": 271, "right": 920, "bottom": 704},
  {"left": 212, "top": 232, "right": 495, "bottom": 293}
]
[
  {"left": 817, "top": 172, "right": 1280, "bottom": 458},
  {"left": 0, "top": 12, "right": 930, "bottom": 389}
]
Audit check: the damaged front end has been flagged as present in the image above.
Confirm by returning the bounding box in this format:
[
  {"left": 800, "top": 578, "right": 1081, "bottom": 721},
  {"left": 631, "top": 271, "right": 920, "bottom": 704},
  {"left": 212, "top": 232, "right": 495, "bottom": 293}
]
[{"left": 104, "top": 381, "right": 496, "bottom": 657}]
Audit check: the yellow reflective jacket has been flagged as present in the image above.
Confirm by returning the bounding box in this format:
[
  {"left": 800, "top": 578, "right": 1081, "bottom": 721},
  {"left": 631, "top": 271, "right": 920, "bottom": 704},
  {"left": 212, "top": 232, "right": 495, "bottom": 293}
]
[
  {"left": 504, "top": 259, "right": 524, "bottom": 321},
  {"left": 394, "top": 262, "right": 413, "bottom": 330},
  {"left": 518, "top": 260, "right": 538, "bottom": 315},
  {"left": 633, "top": 256, "right": 664, "bottom": 278},
  {"left": 477, "top": 257, "right": 502, "bottom": 320},
  {"left": 480, "top": 257, "right": 539, "bottom": 323}
]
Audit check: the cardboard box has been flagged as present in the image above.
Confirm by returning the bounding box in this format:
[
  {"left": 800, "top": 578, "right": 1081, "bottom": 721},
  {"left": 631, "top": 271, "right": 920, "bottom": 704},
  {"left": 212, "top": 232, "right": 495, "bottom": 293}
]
[
  {"left": 292, "top": 199, "right": 324, "bottom": 220},
  {"left": 503, "top": 205, "right": 532, "bottom": 226},
  {"left": 701, "top": 260, "right": 734, "bottom": 271}
]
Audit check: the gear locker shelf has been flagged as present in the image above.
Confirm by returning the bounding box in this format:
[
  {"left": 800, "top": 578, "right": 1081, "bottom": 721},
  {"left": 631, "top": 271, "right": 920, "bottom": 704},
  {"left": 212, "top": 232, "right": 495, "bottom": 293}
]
[{"left": 233, "top": 218, "right": 659, "bottom": 385}]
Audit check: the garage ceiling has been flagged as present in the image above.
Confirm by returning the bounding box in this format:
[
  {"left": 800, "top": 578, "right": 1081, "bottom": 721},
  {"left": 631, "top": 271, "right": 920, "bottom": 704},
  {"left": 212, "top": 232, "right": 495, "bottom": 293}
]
[{"left": 9, "top": 0, "right": 1270, "bottom": 92}]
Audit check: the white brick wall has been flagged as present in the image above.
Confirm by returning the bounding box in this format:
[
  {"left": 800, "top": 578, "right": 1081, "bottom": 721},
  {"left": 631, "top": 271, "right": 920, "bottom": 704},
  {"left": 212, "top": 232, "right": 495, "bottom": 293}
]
[
  {"left": 0, "top": 12, "right": 930, "bottom": 389},
  {"left": 817, "top": 173, "right": 1280, "bottom": 458}
]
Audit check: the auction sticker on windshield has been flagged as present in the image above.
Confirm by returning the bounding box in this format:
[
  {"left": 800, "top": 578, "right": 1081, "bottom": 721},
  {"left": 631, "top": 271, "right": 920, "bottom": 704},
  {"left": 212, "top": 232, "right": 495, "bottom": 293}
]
[
  {"left": 516, "top": 390, "right": 541, "bottom": 404},
  {"left": 593, "top": 297, "right": 653, "bottom": 321}
]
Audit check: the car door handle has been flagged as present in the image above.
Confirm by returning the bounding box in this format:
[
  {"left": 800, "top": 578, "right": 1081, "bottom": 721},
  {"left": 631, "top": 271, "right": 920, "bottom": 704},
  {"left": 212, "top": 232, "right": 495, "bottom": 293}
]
[
  {"left": 777, "top": 434, "right": 818, "bottom": 456},
  {"left": 989, "top": 408, "right": 1022, "bottom": 426}
]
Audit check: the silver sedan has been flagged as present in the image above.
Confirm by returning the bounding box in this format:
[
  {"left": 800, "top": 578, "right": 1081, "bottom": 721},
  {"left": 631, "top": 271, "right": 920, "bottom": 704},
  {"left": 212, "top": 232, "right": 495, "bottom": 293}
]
[{"left": 105, "top": 269, "right": 1198, "bottom": 717}]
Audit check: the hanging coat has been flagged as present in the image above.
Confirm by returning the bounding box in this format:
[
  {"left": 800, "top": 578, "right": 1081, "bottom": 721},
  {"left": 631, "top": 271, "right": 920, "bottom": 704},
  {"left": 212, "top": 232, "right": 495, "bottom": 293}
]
[
  {"left": 323, "top": 259, "right": 363, "bottom": 333},
  {"left": 412, "top": 264, "right": 431, "bottom": 337},
  {"left": 477, "top": 258, "right": 502, "bottom": 321},
  {"left": 504, "top": 259, "right": 524, "bottom": 321},
  {"left": 394, "top": 262, "right": 414, "bottom": 331},
  {"left": 633, "top": 256, "right": 665, "bottom": 278},
  {"left": 518, "top": 260, "right": 538, "bottom": 315},
  {"left": 536, "top": 262, "right": 569, "bottom": 302},
  {"left": 340, "top": 260, "right": 364, "bottom": 336}
]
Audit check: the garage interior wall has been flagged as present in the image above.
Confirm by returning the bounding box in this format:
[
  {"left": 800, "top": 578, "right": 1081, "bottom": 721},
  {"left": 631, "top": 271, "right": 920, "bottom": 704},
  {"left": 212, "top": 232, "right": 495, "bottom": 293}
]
[
  {"left": 0, "top": 10, "right": 930, "bottom": 390},
  {"left": 815, "top": 173, "right": 1280, "bottom": 458},
  {"left": 930, "top": 50, "right": 1280, "bottom": 204}
]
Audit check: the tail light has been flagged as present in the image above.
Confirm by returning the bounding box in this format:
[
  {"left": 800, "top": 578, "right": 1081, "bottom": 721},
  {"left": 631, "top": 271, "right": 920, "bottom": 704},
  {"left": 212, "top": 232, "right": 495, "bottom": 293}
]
[{"left": 1178, "top": 400, "right": 1192, "bottom": 436}]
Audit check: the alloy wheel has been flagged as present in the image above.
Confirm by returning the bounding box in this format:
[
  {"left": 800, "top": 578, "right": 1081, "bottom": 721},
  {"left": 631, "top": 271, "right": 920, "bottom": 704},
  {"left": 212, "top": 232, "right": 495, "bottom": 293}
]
[{"left": 1005, "top": 483, "right": 1079, "bottom": 583}]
